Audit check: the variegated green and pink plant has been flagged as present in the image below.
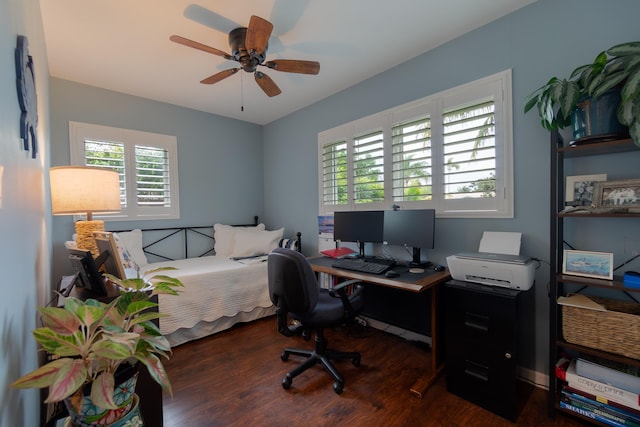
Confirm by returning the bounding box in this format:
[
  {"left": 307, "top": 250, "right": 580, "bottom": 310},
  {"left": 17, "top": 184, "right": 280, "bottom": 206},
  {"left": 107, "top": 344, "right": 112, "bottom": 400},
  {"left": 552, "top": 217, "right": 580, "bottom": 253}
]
[{"left": 11, "top": 268, "right": 183, "bottom": 412}]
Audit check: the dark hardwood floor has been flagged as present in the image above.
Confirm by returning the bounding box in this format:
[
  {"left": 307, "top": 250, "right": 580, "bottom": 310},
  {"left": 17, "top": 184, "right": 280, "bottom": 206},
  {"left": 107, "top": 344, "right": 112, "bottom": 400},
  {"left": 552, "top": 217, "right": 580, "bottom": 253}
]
[{"left": 163, "top": 317, "right": 588, "bottom": 426}]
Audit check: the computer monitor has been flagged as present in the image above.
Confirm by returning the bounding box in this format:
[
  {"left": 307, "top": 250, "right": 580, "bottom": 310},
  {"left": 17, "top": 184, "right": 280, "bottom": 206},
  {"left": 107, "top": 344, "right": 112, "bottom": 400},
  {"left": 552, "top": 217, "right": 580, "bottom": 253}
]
[
  {"left": 383, "top": 209, "right": 435, "bottom": 267},
  {"left": 67, "top": 248, "right": 107, "bottom": 296},
  {"left": 333, "top": 210, "right": 384, "bottom": 258}
]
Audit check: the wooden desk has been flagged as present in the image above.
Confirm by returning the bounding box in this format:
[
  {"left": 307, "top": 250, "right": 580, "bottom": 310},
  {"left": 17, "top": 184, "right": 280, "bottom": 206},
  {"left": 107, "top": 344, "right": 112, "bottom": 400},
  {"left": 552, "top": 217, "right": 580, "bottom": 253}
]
[{"left": 308, "top": 257, "right": 451, "bottom": 398}]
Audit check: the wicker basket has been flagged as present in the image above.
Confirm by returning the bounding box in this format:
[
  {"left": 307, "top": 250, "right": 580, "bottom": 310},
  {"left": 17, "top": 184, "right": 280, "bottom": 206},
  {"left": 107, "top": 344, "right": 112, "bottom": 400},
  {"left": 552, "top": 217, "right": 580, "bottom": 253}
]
[{"left": 562, "top": 295, "right": 640, "bottom": 359}]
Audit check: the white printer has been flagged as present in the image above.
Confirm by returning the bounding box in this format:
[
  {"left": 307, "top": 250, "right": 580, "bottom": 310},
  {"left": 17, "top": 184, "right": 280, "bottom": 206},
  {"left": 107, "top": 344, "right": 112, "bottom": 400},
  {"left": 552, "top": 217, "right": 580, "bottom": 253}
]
[{"left": 446, "top": 231, "right": 536, "bottom": 291}]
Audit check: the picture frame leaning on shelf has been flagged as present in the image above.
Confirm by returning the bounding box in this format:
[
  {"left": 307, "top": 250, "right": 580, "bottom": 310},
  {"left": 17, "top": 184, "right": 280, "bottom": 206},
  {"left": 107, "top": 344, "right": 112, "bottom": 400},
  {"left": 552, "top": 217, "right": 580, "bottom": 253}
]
[
  {"left": 593, "top": 179, "right": 640, "bottom": 211},
  {"left": 565, "top": 174, "right": 607, "bottom": 207},
  {"left": 562, "top": 249, "right": 614, "bottom": 280}
]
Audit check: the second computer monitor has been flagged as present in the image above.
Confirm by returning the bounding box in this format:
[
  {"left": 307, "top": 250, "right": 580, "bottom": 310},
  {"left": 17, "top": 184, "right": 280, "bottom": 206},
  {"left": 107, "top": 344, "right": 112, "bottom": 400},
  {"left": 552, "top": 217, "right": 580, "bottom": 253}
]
[
  {"left": 383, "top": 209, "right": 435, "bottom": 266},
  {"left": 333, "top": 210, "right": 384, "bottom": 257}
]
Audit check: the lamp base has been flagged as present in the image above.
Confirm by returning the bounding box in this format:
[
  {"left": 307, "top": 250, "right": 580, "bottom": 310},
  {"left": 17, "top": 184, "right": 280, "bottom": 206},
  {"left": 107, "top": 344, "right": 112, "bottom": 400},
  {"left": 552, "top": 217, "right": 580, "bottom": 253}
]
[{"left": 75, "top": 220, "right": 105, "bottom": 258}]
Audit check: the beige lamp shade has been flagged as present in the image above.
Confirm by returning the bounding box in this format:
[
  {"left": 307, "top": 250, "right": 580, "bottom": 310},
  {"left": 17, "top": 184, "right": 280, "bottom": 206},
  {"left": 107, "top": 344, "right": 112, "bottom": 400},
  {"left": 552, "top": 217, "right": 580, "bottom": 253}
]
[
  {"left": 50, "top": 166, "right": 121, "bottom": 256},
  {"left": 50, "top": 166, "right": 121, "bottom": 217}
]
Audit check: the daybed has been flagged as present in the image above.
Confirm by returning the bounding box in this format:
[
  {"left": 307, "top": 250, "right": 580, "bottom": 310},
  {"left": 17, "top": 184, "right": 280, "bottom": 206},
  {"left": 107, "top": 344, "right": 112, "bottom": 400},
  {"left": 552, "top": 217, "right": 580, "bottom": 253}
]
[{"left": 109, "top": 220, "right": 301, "bottom": 347}]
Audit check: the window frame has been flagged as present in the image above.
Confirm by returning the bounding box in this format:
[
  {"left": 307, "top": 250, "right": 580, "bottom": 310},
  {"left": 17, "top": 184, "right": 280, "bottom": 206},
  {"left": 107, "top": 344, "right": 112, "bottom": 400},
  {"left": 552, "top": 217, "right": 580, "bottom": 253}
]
[
  {"left": 318, "top": 69, "right": 513, "bottom": 218},
  {"left": 69, "top": 121, "right": 180, "bottom": 221}
]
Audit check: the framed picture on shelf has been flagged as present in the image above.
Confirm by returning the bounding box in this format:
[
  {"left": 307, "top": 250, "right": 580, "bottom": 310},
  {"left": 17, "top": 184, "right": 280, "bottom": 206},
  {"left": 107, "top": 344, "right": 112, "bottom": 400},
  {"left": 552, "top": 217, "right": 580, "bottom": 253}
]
[
  {"left": 562, "top": 249, "right": 614, "bottom": 280},
  {"left": 565, "top": 174, "right": 607, "bottom": 206},
  {"left": 593, "top": 179, "right": 640, "bottom": 209}
]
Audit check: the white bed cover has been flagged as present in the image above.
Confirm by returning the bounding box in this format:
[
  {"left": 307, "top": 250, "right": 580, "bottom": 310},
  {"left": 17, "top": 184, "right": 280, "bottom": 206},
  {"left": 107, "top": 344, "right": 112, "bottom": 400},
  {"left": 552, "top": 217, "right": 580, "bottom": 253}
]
[{"left": 150, "top": 255, "right": 271, "bottom": 336}]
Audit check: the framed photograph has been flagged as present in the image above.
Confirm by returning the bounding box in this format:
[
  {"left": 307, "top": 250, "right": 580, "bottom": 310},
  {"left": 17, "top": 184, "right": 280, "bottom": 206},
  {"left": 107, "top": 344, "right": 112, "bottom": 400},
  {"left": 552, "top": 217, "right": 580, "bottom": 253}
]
[
  {"left": 593, "top": 179, "right": 640, "bottom": 209},
  {"left": 93, "top": 231, "right": 126, "bottom": 280},
  {"left": 562, "top": 249, "right": 613, "bottom": 280},
  {"left": 565, "top": 174, "right": 607, "bottom": 206}
]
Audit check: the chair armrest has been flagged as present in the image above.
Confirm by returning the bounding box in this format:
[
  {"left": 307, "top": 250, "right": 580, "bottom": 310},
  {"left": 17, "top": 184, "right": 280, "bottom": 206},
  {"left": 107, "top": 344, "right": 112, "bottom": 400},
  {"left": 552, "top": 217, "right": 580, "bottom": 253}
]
[
  {"left": 329, "top": 279, "right": 363, "bottom": 321},
  {"left": 330, "top": 279, "right": 362, "bottom": 292}
]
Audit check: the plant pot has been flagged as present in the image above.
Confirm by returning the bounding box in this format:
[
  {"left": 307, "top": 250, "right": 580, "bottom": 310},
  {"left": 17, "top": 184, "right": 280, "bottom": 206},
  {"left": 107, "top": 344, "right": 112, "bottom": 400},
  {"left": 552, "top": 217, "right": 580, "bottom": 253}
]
[
  {"left": 62, "top": 394, "right": 143, "bottom": 427},
  {"left": 570, "top": 87, "right": 628, "bottom": 143},
  {"left": 64, "top": 365, "right": 140, "bottom": 426}
]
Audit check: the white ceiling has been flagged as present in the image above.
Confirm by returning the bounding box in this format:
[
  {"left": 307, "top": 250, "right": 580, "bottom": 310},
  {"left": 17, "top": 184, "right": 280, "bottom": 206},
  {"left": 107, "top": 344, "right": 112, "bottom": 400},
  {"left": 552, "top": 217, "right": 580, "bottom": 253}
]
[{"left": 40, "top": 0, "right": 536, "bottom": 125}]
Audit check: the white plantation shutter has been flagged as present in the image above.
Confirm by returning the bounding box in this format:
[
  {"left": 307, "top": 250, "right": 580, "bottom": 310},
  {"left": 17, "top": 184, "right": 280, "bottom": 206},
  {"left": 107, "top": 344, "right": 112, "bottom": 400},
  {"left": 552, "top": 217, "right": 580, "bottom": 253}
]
[
  {"left": 442, "top": 100, "right": 496, "bottom": 200},
  {"left": 318, "top": 70, "right": 513, "bottom": 218},
  {"left": 135, "top": 145, "right": 171, "bottom": 207},
  {"left": 70, "top": 122, "right": 179, "bottom": 221},
  {"left": 321, "top": 140, "right": 348, "bottom": 206},
  {"left": 353, "top": 130, "right": 385, "bottom": 203},
  {"left": 391, "top": 115, "right": 432, "bottom": 202},
  {"left": 84, "top": 139, "right": 127, "bottom": 207}
]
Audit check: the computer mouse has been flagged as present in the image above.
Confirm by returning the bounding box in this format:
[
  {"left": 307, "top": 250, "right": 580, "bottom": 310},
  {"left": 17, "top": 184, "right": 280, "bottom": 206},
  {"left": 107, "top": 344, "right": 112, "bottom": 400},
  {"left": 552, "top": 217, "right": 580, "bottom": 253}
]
[
  {"left": 433, "top": 264, "right": 445, "bottom": 272},
  {"left": 385, "top": 270, "right": 400, "bottom": 278}
]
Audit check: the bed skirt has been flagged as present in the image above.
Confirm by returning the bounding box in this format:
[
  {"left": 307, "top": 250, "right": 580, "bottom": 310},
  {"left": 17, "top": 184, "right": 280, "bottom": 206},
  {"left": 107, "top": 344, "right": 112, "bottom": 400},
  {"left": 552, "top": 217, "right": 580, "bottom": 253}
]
[{"left": 165, "top": 305, "right": 276, "bottom": 347}]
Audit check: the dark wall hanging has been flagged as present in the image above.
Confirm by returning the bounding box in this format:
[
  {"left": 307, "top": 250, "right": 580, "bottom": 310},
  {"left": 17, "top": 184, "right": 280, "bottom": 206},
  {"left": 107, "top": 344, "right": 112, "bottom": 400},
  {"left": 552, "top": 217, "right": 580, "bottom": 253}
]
[{"left": 15, "top": 35, "right": 38, "bottom": 159}]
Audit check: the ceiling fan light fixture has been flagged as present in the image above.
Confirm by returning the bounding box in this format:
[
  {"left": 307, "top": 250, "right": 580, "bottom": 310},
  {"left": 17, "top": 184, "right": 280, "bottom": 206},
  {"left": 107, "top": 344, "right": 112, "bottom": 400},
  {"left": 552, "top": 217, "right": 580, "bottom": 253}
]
[{"left": 171, "top": 14, "right": 319, "bottom": 98}]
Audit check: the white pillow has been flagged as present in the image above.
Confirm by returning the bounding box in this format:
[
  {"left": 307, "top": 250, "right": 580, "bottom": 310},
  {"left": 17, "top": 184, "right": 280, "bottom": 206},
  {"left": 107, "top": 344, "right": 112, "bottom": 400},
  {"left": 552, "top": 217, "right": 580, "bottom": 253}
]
[
  {"left": 231, "top": 227, "right": 284, "bottom": 258},
  {"left": 214, "top": 223, "right": 265, "bottom": 257},
  {"left": 113, "top": 229, "right": 148, "bottom": 268}
]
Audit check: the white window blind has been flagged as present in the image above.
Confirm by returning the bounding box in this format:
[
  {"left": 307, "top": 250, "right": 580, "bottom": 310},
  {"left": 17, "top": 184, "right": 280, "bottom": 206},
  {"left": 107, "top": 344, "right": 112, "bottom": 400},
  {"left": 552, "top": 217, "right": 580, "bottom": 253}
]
[
  {"left": 391, "top": 115, "right": 432, "bottom": 202},
  {"left": 318, "top": 69, "right": 513, "bottom": 218},
  {"left": 443, "top": 100, "right": 496, "bottom": 199},
  {"left": 321, "top": 140, "right": 348, "bottom": 206},
  {"left": 69, "top": 122, "right": 180, "bottom": 221},
  {"left": 353, "top": 130, "right": 384, "bottom": 203},
  {"left": 135, "top": 145, "right": 171, "bottom": 207}
]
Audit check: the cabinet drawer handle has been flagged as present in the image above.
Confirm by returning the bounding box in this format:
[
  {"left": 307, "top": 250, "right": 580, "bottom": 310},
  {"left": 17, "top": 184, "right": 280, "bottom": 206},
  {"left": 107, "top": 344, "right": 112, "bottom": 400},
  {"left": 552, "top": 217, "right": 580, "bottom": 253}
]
[
  {"left": 464, "top": 312, "right": 489, "bottom": 333},
  {"left": 464, "top": 360, "right": 489, "bottom": 382}
]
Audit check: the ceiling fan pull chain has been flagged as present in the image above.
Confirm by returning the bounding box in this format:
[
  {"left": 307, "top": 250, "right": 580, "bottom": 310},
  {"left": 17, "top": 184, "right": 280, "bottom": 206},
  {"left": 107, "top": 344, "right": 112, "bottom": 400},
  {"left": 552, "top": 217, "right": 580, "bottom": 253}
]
[{"left": 240, "top": 71, "right": 244, "bottom": 112}]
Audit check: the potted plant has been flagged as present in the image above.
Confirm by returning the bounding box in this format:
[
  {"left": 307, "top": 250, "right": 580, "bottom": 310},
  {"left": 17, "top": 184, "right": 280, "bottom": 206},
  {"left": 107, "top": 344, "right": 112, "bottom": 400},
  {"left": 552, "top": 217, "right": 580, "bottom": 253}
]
[
  {"left": 11, "top": 268, "right": 183, "bottom": 426},
  {"left": 524, "top": 41, "right": 640, "bottom": 147}
]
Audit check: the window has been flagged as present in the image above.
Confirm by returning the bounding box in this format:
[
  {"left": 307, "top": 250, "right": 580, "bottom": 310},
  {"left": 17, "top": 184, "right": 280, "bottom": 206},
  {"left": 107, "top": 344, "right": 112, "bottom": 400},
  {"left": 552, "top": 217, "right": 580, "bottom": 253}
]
[
  {"left": 69, "top": 121, "right": 180, "bottom": 221},
  {"left": 318, "top": 70, "right": 513, "bottom": 218}
]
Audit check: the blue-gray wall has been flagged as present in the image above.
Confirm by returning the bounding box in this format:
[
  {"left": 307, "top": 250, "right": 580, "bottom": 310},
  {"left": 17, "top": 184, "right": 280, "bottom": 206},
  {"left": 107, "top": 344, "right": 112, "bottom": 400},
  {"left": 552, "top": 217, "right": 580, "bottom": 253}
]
[
  {"left": 49, "top": 78, "right": 264, "bottom": 281},
  {"left": 2, "top": 1, "right": 51, "bottom": 425},
  {"left": 46, "top": 0, "right": 640, "bottom": 387},
  {"left": 262, "top": 0, "right": 640, "bottom": 380}
]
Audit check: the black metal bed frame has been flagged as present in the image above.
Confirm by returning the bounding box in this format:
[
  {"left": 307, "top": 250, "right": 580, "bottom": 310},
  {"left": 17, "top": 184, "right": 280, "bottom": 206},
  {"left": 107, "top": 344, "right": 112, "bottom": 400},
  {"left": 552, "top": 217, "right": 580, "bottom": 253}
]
[{"left": 109, "top": 216, "right": 301, "bottom": 262}]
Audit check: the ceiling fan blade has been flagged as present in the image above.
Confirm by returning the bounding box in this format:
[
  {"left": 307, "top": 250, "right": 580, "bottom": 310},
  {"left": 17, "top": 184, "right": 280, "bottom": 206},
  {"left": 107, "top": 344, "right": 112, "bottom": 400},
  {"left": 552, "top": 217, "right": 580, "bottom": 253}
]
[
  {"left": 200, "top": 68, "right": 239, "bottom": 84},
  {"left": 170, "top": 35, "right": 233, "bottom": 60},
  {"left": 245, "top": 15, "right": 273, "bottom": 55},
  {"left": 254, "top": 71, "right": 281, "bottom": 97},
  {"left": 264, "top": 59, "right": 320, "bottom": 75}
]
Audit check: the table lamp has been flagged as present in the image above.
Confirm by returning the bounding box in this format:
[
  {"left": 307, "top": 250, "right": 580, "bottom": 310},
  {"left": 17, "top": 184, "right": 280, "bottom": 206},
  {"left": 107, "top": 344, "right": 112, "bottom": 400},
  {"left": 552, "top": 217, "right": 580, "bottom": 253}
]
[{"left": 50, "top": 166, "right": 121, "bottom": 257}]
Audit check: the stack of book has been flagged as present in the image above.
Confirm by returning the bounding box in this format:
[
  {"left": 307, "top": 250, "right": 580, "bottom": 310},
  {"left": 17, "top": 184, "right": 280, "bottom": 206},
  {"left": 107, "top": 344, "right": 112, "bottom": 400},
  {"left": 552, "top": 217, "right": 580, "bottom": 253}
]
[{"left": 556, "top": 356, "right": 640, "bottom": 426}]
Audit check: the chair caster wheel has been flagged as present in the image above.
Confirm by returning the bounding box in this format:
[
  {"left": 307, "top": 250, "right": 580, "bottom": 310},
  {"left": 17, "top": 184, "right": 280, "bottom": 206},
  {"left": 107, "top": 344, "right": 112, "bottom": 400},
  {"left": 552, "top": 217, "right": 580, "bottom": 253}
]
[
  {"left": 352, "top": 356, "right": 361, "bottom": 367},
  {"left": 282, "top": 375, "right": 292, "bottom": 390},
  {"left": 281, "top": 352, "right": 289, "bottom": 361},
  {"left": 333, "top": 382, "right": 343, "bottom": 394}
]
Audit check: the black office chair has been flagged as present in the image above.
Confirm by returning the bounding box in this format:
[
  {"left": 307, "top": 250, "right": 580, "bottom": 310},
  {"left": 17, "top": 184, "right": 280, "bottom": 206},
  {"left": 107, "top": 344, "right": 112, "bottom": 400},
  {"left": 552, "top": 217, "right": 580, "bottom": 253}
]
[{"left": 268, "top": 248, "right": 364, "bottom": 394}]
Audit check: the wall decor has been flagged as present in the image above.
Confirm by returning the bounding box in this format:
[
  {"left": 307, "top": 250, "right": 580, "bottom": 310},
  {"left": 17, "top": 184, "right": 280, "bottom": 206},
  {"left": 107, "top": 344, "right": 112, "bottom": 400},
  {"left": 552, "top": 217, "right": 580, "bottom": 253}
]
[
  {"left": 562, "top": 249, "right": 614, "bottom": 280},
  {"left": 15, "top": 35, "right": 38, "bottom": 159},
  {"left": 593, "top": 179, "right": 640, "bottom": 209},
  {"left": 565, "top": 174, "right": 607, "bottom": 206}
]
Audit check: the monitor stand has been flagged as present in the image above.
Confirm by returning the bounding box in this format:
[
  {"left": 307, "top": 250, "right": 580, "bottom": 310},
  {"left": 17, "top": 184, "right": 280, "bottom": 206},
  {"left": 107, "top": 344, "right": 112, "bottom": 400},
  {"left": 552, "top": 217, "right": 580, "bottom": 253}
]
[
  {"left": 409, "top": 247, "right": 431, "bottom": 268},
  {"left": 357, "top": 241, "right": 366, "bottom": 258}
]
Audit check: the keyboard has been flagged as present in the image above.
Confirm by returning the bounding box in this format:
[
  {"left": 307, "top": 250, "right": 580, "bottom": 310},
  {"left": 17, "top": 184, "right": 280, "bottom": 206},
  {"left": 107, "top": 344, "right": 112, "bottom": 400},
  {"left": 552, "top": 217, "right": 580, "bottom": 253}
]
[{"left": 331, "top": 258, "right": 395, "bottom": 275}]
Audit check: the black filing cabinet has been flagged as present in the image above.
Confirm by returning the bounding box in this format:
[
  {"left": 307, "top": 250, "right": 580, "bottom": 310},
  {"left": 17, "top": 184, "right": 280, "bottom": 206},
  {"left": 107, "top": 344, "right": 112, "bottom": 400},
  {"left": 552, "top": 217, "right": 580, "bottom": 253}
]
[{"left": 444, "top": 280, "right": 533, "bottom": 422}]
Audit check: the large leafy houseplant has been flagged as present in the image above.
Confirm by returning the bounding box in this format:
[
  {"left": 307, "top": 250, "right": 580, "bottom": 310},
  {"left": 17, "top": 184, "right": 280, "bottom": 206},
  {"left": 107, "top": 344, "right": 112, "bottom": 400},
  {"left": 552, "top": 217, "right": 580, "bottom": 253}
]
[
  {"left": 524, "top": 41, "right": 640, "bottom": 147},
  {"left": 11, "top": 268, "right": 183, "bottom": 419}
]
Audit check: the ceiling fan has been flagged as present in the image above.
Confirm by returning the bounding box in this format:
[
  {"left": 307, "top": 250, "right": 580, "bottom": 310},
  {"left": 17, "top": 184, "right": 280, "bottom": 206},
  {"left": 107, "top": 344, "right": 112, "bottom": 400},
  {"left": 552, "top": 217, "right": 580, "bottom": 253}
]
[{"left": 170, "top": 15, "right": 320, "bottom": 97}]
